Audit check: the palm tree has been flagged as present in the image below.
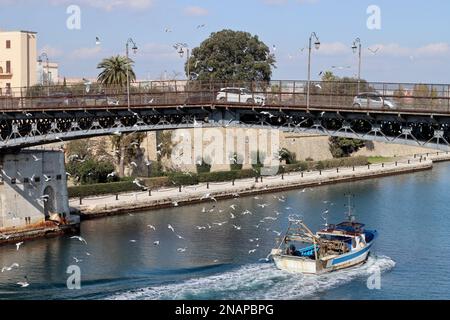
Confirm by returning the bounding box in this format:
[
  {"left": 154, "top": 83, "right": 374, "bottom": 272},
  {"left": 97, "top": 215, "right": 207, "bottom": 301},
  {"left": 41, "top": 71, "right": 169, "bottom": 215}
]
[
  {"left": 97, "top": 55, "right": 136, "bottom": 87},
  {"left": 97, "top": 55, "right": 137, "bottom": 177}
]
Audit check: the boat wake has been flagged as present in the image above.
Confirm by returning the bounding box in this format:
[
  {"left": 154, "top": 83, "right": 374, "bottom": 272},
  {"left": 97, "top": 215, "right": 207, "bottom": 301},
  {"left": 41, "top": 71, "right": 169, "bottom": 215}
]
[{"left": 106, "top": 255, "right": 395, "bottom": 300}]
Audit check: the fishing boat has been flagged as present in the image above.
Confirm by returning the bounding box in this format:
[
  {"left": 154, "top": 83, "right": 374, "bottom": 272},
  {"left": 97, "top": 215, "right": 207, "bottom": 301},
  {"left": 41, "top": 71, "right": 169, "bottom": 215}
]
[{"left": 269, "top": 195, "right": 377, "bottom": 274}]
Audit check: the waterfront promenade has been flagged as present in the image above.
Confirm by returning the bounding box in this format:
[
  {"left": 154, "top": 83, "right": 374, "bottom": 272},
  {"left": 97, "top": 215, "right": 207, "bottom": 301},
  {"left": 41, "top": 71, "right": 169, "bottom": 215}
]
[{"left": 70, "top": 152, "right": 450, "bottom": 219}]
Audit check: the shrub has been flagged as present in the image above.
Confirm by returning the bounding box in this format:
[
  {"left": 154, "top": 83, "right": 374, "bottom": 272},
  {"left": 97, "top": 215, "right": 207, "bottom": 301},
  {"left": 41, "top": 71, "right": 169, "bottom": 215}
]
[
  {"left": 168, "top": 173, "right": 199, "bottom": 186},
  {"left": 142, "top": 176, "right": 170, "bottom": 188},
  {"left": 67, "top": 159, "right": 117, "bottom": 185},
  {"left": 68, "top": 181, "right": 141, "bottom": 198},
  {"left": 196, "top": 156, "right": 212, "bottom": 174}
]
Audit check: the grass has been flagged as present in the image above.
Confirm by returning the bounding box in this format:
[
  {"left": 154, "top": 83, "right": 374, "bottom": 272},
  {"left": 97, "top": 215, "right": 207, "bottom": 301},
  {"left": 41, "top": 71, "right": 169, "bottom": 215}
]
[{"left": 367, "top": 156, "right": 392, "bottom": 164}]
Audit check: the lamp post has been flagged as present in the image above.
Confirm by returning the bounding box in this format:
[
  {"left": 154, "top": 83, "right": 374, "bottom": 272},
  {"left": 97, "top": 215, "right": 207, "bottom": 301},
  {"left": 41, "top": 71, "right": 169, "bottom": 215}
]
[
  {"left": 38, "top": 53, "right": 50, "bottom": 95},
  {"left": 307, "top": 32, "right": 320, "bottom": 112},
  {"left": 352, "top": 37, "right": 362, "bottom": 94},
  {"left": 177, "top": 44, "right": 190, "bottom": 80},
  {"left": 125, "top": 38, "right": 138, "bottom": 110}
]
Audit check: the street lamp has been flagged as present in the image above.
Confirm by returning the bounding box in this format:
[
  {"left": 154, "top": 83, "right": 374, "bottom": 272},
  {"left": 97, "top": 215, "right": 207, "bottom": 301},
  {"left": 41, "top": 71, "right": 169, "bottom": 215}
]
[
  {"left": 38, "top": 53, "right": 50, "bottom": 95},
  {"left": 176, "top": 44, "right": 190, "bottom": 80},
  {"left": 352, "top": 37, "right": 362, "bottom": 94},
  {"left": 307, "top": 32, "right": 320, "bottom": 111},
  {"left": 125, "top": 38, "right": 138, "bottom": 110}
]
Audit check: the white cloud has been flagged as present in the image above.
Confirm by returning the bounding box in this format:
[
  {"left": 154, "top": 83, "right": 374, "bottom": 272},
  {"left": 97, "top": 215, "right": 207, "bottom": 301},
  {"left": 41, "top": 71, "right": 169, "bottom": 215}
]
[
  {"left": 39, "top": 45, "right": 64, "bottom": 58},
  {"left": 316, "top": 42, "right": 351, "bottom": 56},
  {"left": 368, "top": 42, "right": 450, "bottom": 58},
  {"left": 69, "top": 46, "right": 102, "bottom": 59},
  {"left": 184, "top": 6, "right": 209, "bottom": 16},
  {"left": 45, "top": 0, "right": 154, "bottom": 11}
]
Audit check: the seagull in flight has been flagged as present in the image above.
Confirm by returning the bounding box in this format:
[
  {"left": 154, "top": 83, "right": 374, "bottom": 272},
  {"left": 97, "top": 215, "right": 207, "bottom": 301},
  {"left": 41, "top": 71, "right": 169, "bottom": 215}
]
[
  {"left": 15, "top": 242, "right": 23, "bottom": 251},
  {"left": 70, "top": 236, "right": 87, "bottom": 244},
  {"left": 368, "top": 47, "right": 380, "bottom": 54},
  {"left": 153, "top": 241, "right": 160, "bottom": 246},
  {"left": 17, "top": 277, "right": 29, "bottom": 288},
  {"left": 32, "top": 155, "right": 41, "bottom": 162},
  {"left": 168, "top": 224, "right": 175, "bottom": 233},
  {"left": 196, "top": 24, "right": 206, "bottom": 29},
  {"left": 147, "top": 224, "right": 156, "bottom": 230},
  {"left": 177, "top": 247, "right": 187, "bottom": 252}
]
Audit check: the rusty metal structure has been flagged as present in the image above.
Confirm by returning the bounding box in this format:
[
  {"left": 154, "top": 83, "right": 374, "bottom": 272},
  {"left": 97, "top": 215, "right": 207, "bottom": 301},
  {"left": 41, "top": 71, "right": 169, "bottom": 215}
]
[{"left": 1, "top": 79, "right": 450, "bottom": 150}]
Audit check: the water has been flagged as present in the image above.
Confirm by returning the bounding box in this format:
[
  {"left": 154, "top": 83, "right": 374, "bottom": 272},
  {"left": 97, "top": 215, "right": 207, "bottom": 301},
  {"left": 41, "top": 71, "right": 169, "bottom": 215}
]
[{"left": 2, "top": 163, "right": 450, "bottom": 300}]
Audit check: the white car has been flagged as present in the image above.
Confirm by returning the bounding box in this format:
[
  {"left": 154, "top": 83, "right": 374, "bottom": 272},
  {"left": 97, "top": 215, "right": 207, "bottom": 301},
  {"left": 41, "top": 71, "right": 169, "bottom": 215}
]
[
  {"left": 353, "top": 92, "right": 395, "bottom": 109},
  {"left": 216, "top": 87, "right": 265, "bottom": 104}
]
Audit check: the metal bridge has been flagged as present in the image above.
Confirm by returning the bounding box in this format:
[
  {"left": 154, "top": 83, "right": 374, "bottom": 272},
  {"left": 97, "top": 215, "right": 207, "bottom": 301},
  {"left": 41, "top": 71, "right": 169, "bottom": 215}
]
[{"left": 1, "top": 79, "right": 450, "bottom": 150}]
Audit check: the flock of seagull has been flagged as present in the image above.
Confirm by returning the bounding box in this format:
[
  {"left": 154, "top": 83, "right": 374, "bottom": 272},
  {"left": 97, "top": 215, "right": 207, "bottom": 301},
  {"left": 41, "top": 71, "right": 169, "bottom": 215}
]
[{"left": 1, "top": 170, "right": 337, "bottom": 290}]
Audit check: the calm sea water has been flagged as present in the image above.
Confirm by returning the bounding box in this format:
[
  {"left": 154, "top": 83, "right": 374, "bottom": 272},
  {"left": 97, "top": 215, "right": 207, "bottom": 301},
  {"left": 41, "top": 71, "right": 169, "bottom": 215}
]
[{"left": 1, "top": 163, "right": 450, "bottom": 300}]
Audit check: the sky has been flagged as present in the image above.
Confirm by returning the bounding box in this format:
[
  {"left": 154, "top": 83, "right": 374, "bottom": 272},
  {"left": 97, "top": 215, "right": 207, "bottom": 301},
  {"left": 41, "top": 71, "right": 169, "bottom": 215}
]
[{"left": 1, "top": 0, "right": 450, "bottom": 83}]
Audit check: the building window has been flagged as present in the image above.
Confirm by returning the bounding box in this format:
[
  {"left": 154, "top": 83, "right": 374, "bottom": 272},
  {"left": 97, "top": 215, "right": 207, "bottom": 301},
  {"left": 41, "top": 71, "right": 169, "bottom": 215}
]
[
  {"left": 34, "top": 176, "right": 40, "bottom": 183},
  {"left": 6, "top": 40, "right": 11, "bottom": 49},
  {"left": 11, "top": 178, "right": 16, "bottom": 184},
  {"left": 6, "top": 61, "right": 11, "bottom": 73},
  {"left": 24, "top": 178, "right": 30, "bottom": 184},
  {"left": 56, "top": 174, "right": 62, "bottom": 180},
  {"left": 6, "top": 83, "right": 11, "bottom": 95}
]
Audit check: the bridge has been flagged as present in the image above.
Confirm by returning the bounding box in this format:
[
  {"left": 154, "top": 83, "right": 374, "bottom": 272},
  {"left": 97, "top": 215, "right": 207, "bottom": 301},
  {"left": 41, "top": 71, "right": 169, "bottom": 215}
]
[{"left": 1, "top": 79, "right": 450, "bottom": 151}]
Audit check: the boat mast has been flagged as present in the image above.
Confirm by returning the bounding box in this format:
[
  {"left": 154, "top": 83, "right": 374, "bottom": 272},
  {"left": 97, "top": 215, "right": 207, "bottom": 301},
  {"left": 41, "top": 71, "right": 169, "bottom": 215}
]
[{"left": 345, "top": 193, "right": 356, "bottom": 222}]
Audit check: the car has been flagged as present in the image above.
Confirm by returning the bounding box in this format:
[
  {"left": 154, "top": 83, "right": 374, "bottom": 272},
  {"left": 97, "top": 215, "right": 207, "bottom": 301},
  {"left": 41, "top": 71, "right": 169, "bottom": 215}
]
[
  {"left": 81, "top": 95, "right": 120, "bottom": 107},
  {"left": 216, "top": 87, "right": 265, "bottom": 104},
  {"left": 353, "top": 92, "right": 395, "bottom": 109}
]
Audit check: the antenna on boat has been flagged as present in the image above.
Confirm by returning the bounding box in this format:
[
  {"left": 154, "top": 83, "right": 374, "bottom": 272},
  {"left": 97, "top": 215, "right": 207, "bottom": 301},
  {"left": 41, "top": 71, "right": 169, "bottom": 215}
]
[
  {"left": 344, "top": 193, "right": 356, "bottom": 222},
  {"left": 321, "top": 208, "right": 329, "bottom": 228}
]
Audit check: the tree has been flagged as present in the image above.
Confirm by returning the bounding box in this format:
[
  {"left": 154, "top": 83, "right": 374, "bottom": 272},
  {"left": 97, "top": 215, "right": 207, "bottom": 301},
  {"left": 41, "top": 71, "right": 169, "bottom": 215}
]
[
  {"left": 329, "top": 137, "right": 365, "bottom": 158},
  {"left": 97, "top": 55, "right": 136, "bottom": 87},
  {"left": 110, "top": 133, "right": 146, "bottom": 177},
  {"left": 186, "top": 29, "right": 276, "bottom": 82}
]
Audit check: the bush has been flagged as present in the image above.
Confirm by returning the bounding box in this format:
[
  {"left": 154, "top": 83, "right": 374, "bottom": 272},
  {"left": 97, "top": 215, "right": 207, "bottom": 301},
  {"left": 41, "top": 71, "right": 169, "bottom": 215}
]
[
  {"left": 67, "top": 159, "right": 117, "bottom": 185},
  {"left": 68, "top": 181, "right": 141, "bottom": 198},
  {"left": 141, "top": 176, "right": 170, "bottom": 189},
  {"left": 168, "top": 173, "right": 199, "bottom": 186},
  {"left": 196, "top": 157, "right": 212, "bottom": 174}
]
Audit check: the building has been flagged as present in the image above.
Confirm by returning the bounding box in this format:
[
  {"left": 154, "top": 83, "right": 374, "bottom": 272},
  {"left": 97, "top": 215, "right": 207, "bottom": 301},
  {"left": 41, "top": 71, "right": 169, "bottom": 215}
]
[
  {"left": 37, "top": 61, "right": 59, "bottom": 85},
  {"left": 0, "top": 30, "right": 38, "bottom": 96}
]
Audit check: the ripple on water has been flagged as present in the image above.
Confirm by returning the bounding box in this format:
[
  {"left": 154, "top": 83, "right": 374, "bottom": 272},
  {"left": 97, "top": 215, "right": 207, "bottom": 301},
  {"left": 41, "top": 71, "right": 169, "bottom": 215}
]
[{"left": 106, "top": 255, "right": 396, "bottom": 300}]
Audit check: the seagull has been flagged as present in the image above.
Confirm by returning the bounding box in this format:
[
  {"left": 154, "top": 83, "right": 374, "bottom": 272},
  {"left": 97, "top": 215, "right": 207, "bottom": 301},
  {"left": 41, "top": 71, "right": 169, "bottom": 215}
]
[
  {"left": 230, "top": 204, "right": 237, "bottom": 210},
  {"left": 248, "top": 249, "right": 257, "bottom": 254},
  {"left": 32, "top": 155, "right": 41, "bottom": 162},
  {"left": 232, "top": 224, "right": 241, "bottom": 230},
  {"left": 196, "top": 226, "right": 206, "bottom": 230},
  {"left": 130, "top": 162, "right": 138, "bottom": 167},
  {"left": 70, "top": 236, "right": 87, "bottom": 244},
  {"left": 177, "top": 247, "right": 187, "bottom": 252},
  {"left": 164, "top": 28, "right": 172, "bottom": 33},
  {"left": 107, "top": 172, "right": 116, "bottom": 178},
  {"left": 172, "top": 200, "right": 179, "bottom": 207},
  {"left": 315, "top": 84, "right": 322, "bottom": 89},
  {"left": 230, "top": 212, "right": 236, "bottom": 219},
  {"left": 257, "top": 203, "right": 269, "bottom": 208},
  {"left": 133, "top": 179, "right": 145, "bottom": 188},
  {"left": 168, "top": 224, "right": 175, "bottom": 233},
  {"left": 368, "top": 47, "right": 380, "bottom": 54},
  {"left": 147, "top": 224, "right": 156, "bottom": 230},
  {"left": 1, "top": 263, "right": 19, "bottom": 272},
  {"left": 196, "top": 24, "right": 206, "bottom": 29},
  {"left": 261, "top": 111, "right": 275, "bottom": 118},
  {"left": 175, "top": 234, "right": 184, "bottom": 239},
  {"left": 153, "top": 241, "right": 160, "bottom": 246},
  {"left": 16, "top": 242, "right": 23, "bottom": 251},
  {"left": 272, "top": 230, "right": 281, "bottom": 236},
  {"left": 129, "top": 240, "right": 137, "bottom": 243},
  {"left": 95, "top": 36, "right": 101, "bottom": 45},
  {"left": 213, "top": 221, "right": 227, "bottom": 226},
  {"left": 145, "top": 159, "right": 152, "bottom": 166},
  {"left": 43, "top": 175, "right": 51, "bottom": 182},
  {"left": 73, "top": 257, "right": 82, "bottom": 263},
  {"left": 17, "top": 277, "right": 29, "bottom": 288}
]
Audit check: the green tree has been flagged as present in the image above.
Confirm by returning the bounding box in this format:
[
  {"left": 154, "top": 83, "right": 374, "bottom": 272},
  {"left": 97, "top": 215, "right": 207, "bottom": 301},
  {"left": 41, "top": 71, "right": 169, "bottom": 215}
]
[
  {"left": 329, "top": 137, "right": 365, "bottom": 158},
  {"left": 67, "top": 159, "right": 117, "bottom": 185},
  {"left": 97, "top": 55, "right": 136, "bottom": 87},
  {"left": 279, "top": 148, "right": 296, "bottom": 164},
  {"left": 186, "top": 29, "right": 276, "bottom": 82}
]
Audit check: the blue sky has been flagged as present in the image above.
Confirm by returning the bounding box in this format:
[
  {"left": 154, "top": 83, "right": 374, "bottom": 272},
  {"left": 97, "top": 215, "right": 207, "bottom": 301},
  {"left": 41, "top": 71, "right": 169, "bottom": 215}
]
[{"left": 1, "top": 0, "right": 450, "bottom": 83}]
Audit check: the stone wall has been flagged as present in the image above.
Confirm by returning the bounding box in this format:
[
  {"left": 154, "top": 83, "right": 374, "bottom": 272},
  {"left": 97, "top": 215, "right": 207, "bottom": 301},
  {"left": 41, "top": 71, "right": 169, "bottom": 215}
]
[{"left": 0, "top": 150, "right": 71, "bottom": 229}]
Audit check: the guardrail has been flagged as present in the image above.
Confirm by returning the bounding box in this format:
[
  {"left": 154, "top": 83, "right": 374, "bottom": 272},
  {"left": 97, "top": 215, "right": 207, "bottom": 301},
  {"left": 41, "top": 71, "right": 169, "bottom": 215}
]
[{"left": 1, "top": 79, "right": 450, "bottom": 113}]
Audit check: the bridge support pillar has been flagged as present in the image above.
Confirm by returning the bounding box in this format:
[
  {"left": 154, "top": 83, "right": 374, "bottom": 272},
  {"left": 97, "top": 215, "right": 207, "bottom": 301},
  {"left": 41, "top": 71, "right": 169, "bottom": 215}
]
[{"left": 0, "top": 150, "right": 79, "bottom": 237}]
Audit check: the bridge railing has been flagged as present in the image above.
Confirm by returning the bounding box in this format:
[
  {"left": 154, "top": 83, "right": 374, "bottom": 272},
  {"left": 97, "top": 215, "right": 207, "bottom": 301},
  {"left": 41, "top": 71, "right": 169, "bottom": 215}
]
[{"left": 1, "top": 80, "right": 450, "bottom": 113}]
